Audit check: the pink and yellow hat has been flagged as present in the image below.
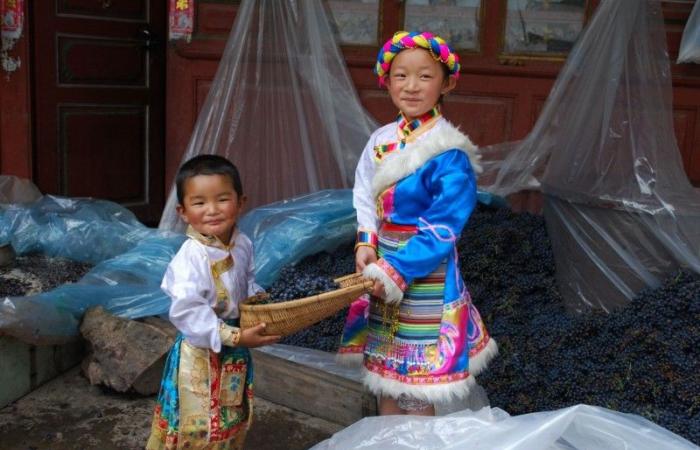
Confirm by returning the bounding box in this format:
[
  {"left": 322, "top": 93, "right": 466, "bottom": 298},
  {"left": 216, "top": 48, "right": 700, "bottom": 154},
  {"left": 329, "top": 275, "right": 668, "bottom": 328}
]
[{"left": 374, "top": 31, "right": 460, "bottom": 86}]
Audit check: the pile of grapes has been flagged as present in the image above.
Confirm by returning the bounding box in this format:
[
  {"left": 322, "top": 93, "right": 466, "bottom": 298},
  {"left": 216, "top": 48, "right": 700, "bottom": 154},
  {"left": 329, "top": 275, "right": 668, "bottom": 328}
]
[
  {"left": 270, "top": 204, "right": 699, "bottom": 444},
  {"left": 0, "top": 254, "right": 92, "bottom": 297},
  {"left": 267, "top": 267, "right": 340, "bottom": 302},
  {"left": 269, "top": 245, "right": 355, "bottom": 351}
]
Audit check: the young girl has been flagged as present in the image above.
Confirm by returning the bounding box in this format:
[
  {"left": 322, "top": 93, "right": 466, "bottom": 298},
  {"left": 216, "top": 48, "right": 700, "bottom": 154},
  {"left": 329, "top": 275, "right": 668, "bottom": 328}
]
[
  {"left": 146, "top": 155, "right": 280, "bottom": 450},
  {"left": 339, "top": 31, "right": 498, "bottom": 416}
]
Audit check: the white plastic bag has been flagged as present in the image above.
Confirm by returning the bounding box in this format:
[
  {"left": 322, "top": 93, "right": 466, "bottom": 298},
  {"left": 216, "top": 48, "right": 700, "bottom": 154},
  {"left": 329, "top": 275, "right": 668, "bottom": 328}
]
[{"left": 310, "top": 405, "right": 698, "bottom": 450}]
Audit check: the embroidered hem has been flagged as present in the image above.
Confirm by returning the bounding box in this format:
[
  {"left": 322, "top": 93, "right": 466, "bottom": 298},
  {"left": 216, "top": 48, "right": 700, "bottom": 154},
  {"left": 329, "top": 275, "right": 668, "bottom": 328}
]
[{"left": 362, "top": 366, "right": 476, "bottom": 404}]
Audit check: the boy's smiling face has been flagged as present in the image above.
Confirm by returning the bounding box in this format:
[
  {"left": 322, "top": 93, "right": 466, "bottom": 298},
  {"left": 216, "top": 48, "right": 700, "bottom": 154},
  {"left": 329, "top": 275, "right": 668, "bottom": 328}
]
[{"left": 177, "top": 174, "right": 245, "bottom": 244}]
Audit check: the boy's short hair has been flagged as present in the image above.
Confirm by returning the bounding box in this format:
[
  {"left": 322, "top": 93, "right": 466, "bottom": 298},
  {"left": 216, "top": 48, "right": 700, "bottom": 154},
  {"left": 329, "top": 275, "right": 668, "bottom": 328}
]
[{"left": 176, "top": 154, "right": 243, "bottom": 204}]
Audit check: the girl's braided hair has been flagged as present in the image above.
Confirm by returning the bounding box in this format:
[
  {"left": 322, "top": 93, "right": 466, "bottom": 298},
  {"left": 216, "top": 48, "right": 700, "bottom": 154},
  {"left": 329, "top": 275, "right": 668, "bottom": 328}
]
[{"left": 374, "top": 31, "right": 460, "bottom": 86}]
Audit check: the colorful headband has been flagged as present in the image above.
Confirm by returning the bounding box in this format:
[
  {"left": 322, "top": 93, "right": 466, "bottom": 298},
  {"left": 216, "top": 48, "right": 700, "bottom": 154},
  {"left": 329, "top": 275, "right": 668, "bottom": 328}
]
[{"left": 375, "top": 31, "right": 460, "bottom": 86}]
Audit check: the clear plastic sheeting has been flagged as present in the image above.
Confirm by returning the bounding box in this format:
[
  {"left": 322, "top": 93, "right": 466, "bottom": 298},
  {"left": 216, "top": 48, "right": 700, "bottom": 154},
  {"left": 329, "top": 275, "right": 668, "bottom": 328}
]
[
  {"left": 0, "top": 175, "right": 42, "bottom": 204},
  {"left": 238, "top": 189, "right": 356, "bottom": 288},
  {"left": 479, "top": 0, "right": 700, "bottom": 311},
  {"left": 310, "top": 404, "right": 698, "bottom": 450},
  {"left": 678, "top": 0, "right": 700, "bottom": 64},
  {"left": 159, "top": 0, "right": 377, "bottom": 231}
]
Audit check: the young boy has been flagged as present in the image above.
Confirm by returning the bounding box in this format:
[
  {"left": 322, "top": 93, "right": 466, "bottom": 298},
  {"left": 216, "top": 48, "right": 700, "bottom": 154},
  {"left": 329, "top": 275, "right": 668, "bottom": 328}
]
[{"left": 146, "top": 154, "right": 280, "bottom": 450}]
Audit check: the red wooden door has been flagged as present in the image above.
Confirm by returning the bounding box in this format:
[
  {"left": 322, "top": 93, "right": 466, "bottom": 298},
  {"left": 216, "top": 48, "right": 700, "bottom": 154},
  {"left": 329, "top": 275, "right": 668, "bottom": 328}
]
[{"left": 32, "top": 0, "right": 166, "bottom": 225}]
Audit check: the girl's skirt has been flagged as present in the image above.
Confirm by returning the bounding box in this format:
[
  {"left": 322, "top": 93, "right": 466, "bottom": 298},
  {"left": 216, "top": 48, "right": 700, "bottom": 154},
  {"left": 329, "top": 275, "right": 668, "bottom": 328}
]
[
  {"left": 146, "top": 325, "right": 253, "bottom": 450},
  {"left": 339, "top": 222, "right": 497, "bottom": 404}
]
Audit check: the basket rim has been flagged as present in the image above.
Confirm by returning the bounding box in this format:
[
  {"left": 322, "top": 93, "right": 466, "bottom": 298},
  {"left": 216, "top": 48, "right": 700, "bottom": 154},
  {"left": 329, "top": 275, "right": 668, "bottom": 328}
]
[{"left": 240, "top": 274, "right": 373, "bottom": 312}]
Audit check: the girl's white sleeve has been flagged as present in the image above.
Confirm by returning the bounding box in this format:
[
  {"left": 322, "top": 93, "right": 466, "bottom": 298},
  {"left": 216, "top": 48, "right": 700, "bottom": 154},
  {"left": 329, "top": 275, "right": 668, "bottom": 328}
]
[
  {"left": 353, "top": 136, "right": 379, "bottom": 232},
  {"left": 163, "top": 241, "right": 224, "bottom": 352}
]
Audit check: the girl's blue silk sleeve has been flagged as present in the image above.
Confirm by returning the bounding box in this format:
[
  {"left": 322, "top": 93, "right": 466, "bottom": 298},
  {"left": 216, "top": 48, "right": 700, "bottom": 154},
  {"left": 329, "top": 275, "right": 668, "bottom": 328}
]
[{"left": 383, "top": 150, "right": 477, "bottom": 285}]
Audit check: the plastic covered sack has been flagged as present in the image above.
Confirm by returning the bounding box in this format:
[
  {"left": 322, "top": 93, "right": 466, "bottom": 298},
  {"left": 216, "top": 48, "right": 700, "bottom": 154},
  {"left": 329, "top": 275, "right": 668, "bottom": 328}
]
[
  {"left": 238, "top": 189, "right": 356, "bottom": 288},
  {"left": 0, "top": 195, "right": 157, "bottom": 262},
  {"left": 678, "top": 0, "right": 700, "bottom": 64},
  {"left": 0, "top": 196, "right": 186, "bottom": 344},
  {"left": 0, "top": 234, "right": 185, "bottom": 344},
  {"left": 311, "top": 404, "right": 698, "bottom": 450}
]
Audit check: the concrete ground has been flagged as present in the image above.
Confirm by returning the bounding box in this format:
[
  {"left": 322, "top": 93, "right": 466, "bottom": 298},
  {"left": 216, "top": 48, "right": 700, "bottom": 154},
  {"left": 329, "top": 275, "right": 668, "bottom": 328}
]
[{"left": 0, "top": 366, "right": 342, "bottom": 450}]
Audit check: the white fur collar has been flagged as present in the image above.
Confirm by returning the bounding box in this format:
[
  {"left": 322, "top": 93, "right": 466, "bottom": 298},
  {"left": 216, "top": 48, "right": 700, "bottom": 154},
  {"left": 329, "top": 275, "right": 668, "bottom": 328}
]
[{"left": 372, "top": 120, "right": 481, "bottom": 198}]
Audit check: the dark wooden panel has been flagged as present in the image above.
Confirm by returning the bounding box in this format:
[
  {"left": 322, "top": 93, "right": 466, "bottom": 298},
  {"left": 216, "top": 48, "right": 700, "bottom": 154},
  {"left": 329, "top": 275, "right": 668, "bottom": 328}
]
[
  {"left": 443, "top": 94, "right": 515, "bottom": 146},
  {"left": 532, "top": 95, "right": 548, "bottom": 126},
  {"left": 196, "top": 2, "right": 238, "bottom": 37},
  {"left": 673, "top": 106, "right": 700, "bottom": 186},
  {"left": 57, "top": 34, "right": 147, "bottom": 86},
  {"left": 57, "top": 0, "right": 147, "bottom": 21},
  {"left": 195, "top": 78, "right": 213, "bottom": 118},
  {"left": 674, "top": 107, "right": 694, "bottom": 166},
  {"left": 59, "top": 104, "right": 147, "bottom": 203},
  {"left": 358, "top": 88, "right": 394, "bottom": 124}
]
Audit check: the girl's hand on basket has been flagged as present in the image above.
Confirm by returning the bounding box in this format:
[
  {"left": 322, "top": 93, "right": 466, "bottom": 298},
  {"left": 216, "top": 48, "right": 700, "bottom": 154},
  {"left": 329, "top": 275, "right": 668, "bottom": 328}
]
[
  {"left": 239, "top": 323, "right": 281, "bottom": 348},
  {"left": 355, "top": 246, "right": 377, "bottom": 272},
  {"left": 370, "top": 280, "right": 386, "bottom": 299}
]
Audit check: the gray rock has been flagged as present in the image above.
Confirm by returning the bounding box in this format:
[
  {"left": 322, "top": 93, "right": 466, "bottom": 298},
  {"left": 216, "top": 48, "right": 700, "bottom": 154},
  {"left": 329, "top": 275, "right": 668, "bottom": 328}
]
[{"left": 80, "top": 306, "right": 176, "bottom": 395}]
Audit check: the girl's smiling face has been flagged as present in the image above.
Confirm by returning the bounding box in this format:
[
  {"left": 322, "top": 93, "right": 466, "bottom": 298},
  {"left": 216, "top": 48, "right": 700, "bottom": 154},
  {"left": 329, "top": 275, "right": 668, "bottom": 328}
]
[
  {"left": 176, "top": 174, "right": 245, "bottom": 244},
  {"left": 385, "top": 48, "right": 456, "bottom": 120}
]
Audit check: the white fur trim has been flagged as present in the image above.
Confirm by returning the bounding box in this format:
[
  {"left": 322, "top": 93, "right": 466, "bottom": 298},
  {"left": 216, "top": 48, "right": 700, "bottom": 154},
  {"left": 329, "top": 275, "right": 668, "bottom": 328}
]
[
  {"left": 335, "top": 352, "right": 364, "bottom": 367},
  {"left": 362, "top": 262, "right": 404, "bottom": 304},
  {"left": 363, "top": 368, "right": 476, "bottom": 404},
  {"left": 469, "top": 338, "right": 499, "bottom": 376},
  {"left": 372, "top": 120, "right": 482, "bottom": 198}
]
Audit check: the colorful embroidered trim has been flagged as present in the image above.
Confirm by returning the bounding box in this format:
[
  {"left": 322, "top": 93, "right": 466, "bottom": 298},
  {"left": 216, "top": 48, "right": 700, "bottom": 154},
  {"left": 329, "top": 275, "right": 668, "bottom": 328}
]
[
  {"left": 377, "top": 258, "right": 407, "bottom": 292},
  {"left": 365, "top": 361, "right": 470, "bottom": 385},
  {"left": 373, "top": 141, "right": 400, "bottom": 162},
  {"left": 398, "top": 107, "right": 440, "bottom": 140},
  {"left": 355, "top": 229, "right": 379, "bottom": 252},
  {"left": 375, "top": 31, "right": 461, "bottom": 86},
  {"left": 219, "top": 322, "right": 241, "bottom": 347},
  {"left": 373, "top": 107, "right": 442, "bottom": 163}
]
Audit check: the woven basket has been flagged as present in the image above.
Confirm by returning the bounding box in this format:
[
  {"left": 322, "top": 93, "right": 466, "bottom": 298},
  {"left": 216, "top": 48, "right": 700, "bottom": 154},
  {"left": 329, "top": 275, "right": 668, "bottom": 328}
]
[{"left": 240, "top": 273, "right": 374, "bottom": 337}]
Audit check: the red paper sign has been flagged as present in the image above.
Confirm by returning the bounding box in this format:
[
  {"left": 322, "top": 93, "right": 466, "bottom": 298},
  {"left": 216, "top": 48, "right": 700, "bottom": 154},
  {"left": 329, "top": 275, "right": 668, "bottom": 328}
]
[
  {"left": 169, "top": 0, "right": 194, "bottom": 42},
  {"left": 1, "top": 0, "right": 24, "bottom": 40}
]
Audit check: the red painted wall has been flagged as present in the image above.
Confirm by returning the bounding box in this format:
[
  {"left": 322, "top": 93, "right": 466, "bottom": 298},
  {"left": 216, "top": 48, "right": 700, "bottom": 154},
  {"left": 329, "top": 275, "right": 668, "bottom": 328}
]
[{"left": 0, "top": 2, "right": 32, "bottom": 179}]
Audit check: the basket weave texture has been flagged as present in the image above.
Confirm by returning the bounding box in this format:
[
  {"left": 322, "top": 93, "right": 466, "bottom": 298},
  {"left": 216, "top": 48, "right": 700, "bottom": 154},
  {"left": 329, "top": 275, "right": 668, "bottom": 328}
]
[{"left": 240, "top": 273, "right": 374, "bottom": 337}]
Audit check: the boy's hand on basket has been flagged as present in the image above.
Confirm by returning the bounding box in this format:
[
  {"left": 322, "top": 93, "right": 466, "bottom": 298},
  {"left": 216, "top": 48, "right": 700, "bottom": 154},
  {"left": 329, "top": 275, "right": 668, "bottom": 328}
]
[
  {"left": 239, "top": 323, "right": 281, "bottom": 348},
  {"left": 355, "top": 246, "right": 377, "bottom": 272}
]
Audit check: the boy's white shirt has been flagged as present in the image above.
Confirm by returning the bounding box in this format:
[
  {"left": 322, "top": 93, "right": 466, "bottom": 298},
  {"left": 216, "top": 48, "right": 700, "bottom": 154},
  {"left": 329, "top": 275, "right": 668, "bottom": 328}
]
[{"left": 161, "top": 230, "right": 262, "bottom": 352}]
